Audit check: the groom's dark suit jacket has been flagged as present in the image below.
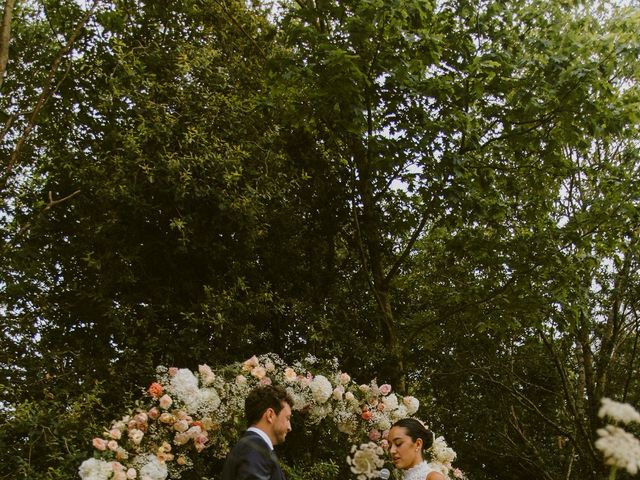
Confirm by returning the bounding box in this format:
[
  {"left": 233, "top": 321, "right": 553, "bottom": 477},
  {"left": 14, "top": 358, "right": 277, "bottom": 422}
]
[{"left": 221, "top": 430, "right": 285, "bottom": 480}]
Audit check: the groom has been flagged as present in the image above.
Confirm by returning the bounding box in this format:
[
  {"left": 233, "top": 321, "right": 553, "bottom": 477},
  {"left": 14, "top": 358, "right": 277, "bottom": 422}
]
[{"left": 222, "top": 384, "right": 293, "bottom": 480}]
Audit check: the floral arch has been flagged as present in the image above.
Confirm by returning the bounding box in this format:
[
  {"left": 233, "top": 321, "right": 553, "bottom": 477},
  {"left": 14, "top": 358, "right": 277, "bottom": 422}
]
[{"left": 79, "top": 354, "right": 465, "bottom": 480}]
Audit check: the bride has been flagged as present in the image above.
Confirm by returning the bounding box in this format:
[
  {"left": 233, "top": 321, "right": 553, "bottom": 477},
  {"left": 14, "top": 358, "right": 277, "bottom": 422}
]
[{"left": 388, "top": 418, "right": 446, "bottom": 480}]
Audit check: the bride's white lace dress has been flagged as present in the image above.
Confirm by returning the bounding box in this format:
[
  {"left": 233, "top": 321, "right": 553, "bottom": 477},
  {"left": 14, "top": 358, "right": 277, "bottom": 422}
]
[{"left": 402, "top": 461, "right": 440, "bottom": 480}]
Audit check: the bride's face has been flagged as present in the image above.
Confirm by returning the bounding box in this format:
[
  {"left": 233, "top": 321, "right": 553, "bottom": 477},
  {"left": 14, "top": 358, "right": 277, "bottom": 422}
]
[{"left": 388, "top": 426, "right": 423, "bottom": 470}]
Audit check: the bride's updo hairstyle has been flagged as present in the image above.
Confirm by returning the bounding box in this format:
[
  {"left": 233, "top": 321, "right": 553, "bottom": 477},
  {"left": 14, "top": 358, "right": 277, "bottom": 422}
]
[{"left": 391, "top": 418, "right": 435, "bottom": 453}]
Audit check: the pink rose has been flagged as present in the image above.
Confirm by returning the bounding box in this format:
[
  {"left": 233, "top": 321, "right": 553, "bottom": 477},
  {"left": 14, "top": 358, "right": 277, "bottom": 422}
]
[
  {"left": 251, "top": 366, "right": 267, "bottom": 379},
  {"left": 242, "top": 355, "right": 259, "bottom": 372},
  {"left": 109, "top": 428, "right": 122, "bottom": 440},
  {"left": 453, "top": 468, "right": 464, "bottom": 479},
  {"left": 345, "top": 391, "right": 355, "bottom": 402},
  {"left": 333, "top": 386, "right": 345, "bottom": 400},
  {"left": 260, "top": 376, "right": 272, "bottom": 385},
  {"left": 339, "top": 372, "right": 351, "bottom": 384},
  {"left": 159, "top": 394, "right": 173, "bottom": 409},
  {"left": 108, "top": 440, "right": 119, "bottom": 451},
  {"left": 377, "top": 402, "right": 385, "bottom": 412},
  {"left": 126, "top": 468, "right": 137, "bottom": 479},
  {"left": 147, "top": 407, "right": 160, "bottom": 420},
  {"left": 168, "top": 367, "right": 179, "bottom": 376},
  {"left": 379, "top": 384, "right": 392, "bottom": 395},
  {"left": 380, "top": 439, "right": 389, "bottom": 450},
  {"left": 198, "top": 364, "right": 215, "bottom": 385},
  {"left": 236, "top": 375, "right": 247, "bottom": 385},
  {"left": 368, "top": 429, "right": 381, "bottom": 441},
  {"left": 92, "top": 437, "right": 107, "bottom": 451}
]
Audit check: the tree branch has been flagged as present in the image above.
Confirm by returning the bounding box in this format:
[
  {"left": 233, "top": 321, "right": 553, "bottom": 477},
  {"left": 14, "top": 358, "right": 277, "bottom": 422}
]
[
  {"left": 0, "top": 0, "right": 15, "bottom": 90},
  {"left": 1, "top": 0, "right": 101, "bottom": 187}
]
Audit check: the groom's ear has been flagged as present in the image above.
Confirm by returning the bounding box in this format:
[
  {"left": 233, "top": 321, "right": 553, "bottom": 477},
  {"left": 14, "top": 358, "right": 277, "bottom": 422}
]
[{"left": 263, "top": 407, "right": 276, "bottom": 424}]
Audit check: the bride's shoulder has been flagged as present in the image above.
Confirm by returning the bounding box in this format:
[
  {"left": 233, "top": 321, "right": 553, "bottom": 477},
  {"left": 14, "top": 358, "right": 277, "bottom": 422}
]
[{"left": 425, "top": 465, "right": 446, "bottom": 480}]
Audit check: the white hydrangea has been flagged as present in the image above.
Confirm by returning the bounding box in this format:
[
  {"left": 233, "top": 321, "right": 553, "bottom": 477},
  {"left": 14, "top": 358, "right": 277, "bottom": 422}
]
[
  {"left": 138, "top": 454, "right": 168, "bottom": 480},
  {"left": 390, "top": 405, "right": 408, "bottom": 422},
  {"left": 78, "top": 458, "right": 114, "bottom": 480},
  {"left": 170, "top": 369, "right": 201, "bottom": 413},
  {"left": 309, "top": 375, "right": 333, "bottom": 403},
  {"left": 382, "top": 393, "right": 398, "bottom": 411},
  {"left": 596, "top": 425, "right": 640, "bottom": 475},
  {"left": 599, "top": 398, "right": 640, "bottom": 425}
]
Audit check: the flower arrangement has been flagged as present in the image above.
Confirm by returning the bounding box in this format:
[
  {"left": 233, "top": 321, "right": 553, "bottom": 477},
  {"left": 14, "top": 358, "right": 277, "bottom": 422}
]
[
  {"left": 79, "top": 353, "right": 464, "bottom": 480},
  {"left": 595, "top": 397, "right": 640, "bottom": 478}
]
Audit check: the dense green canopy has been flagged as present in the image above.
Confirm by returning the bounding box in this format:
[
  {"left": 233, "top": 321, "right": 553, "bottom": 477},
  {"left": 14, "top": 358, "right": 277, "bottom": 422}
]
[{"left": 1, "top": 0, "right": 639, "bottom": 479}]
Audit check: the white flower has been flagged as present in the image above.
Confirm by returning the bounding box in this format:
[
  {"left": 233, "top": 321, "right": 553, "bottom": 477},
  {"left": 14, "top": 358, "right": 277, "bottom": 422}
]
[
  {"left": 128, "top": 428, "right": 144, "bottom": 445},
  {"left": 390, "top": 405, "right": 408, "bottom": 422},
  {"left": 347, "top": 442, "right": 385, "bottom": 480},
  {"left": 431, "top": 436, "right": 457, "bottom": 465},
  {"left": 170, "top": 369, "right": 201, "bottom": 413},
  {"left": 137, "top": 455, "right": 168, "bottom": 480},
  {"left": 198, "top": 387, "right": 221, "bottom": 413},
  {"left": 309, "top": 375, "right": 333, "bottom": 403},
  {"left": 78, "top": 458, "right": 114, "bottom": 480},
  {"left": 596, "top": 425, "right": 640, "bottom": 474},
  {"left": 599, "top": 398, "right": 640, "bottom": 425},
  {"left": 403, "top": 396, "right": 420, "bottom": 415},
  {"left": 382, "top": 393, "right": 398, "bottom": 411},
  {"left": 375, "top": 416, "right": 391, "bottom": 432}
]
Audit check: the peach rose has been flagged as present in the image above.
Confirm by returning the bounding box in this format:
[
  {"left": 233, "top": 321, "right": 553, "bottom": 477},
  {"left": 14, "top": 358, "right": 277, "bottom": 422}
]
[
  {"left": 92, "top": 438, "right": 107, "bottom": 451},
  {"left": 159, "top": 394, "right": 173, "bottom": 409},
  {"left": 242, "top": 355, "right": 259, "bottom": 372},
  {"left": 284, "top": 367, "right": 297, "bottom": 382},
  {"left": 148, "top": 382, "right": 164, "bottom": 398}
]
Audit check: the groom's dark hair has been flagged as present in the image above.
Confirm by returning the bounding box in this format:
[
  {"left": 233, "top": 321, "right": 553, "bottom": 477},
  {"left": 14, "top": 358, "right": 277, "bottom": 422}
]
[{"left": 245, "top": 385, "right": 294, "bottom": 427}]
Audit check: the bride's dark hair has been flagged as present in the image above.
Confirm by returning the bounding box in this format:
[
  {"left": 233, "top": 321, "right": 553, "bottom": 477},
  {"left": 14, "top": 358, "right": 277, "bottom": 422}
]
[{"left": 391, "top": 418, "right": 435, "bottom": 452}]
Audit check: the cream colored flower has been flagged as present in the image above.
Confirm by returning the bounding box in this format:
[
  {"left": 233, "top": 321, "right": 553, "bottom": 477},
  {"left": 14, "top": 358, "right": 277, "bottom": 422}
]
[
  {"left": 347, "top": 442, "right": 385, "bottom": 480},
  {"left": 403, "top": 396, "right": 420, "bottom": 415},
  {"left": 599, "top": 398, "right": 640, "bottom": 425},
  {"left": 596, "top": 425, "right": 640, "bottom": 474},
  {"left": 198, "top": 364, "right": 216, "bottom": 386},
  {"left": 284, "top": 367, "right": 297, "bottom": 382}
]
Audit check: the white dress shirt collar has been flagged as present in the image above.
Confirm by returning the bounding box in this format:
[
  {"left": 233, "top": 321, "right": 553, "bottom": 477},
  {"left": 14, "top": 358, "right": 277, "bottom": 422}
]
[{"left": 247, "top": 426, "right": 273, "bottom": 450}]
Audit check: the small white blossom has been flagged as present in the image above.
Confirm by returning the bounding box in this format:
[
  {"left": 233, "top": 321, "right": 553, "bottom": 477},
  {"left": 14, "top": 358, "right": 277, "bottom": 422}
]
[{"left": 599, "top": 398, "right": 640, "bottom": 425}]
